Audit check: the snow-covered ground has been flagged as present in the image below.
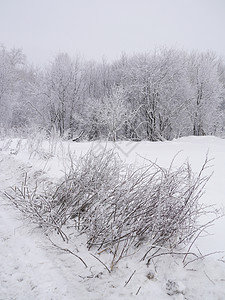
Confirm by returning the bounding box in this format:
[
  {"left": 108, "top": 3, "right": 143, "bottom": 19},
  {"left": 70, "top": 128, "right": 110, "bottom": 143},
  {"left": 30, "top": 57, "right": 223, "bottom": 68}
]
[{"left": 0, "top": 136, "right": 225, "bottom": 300}]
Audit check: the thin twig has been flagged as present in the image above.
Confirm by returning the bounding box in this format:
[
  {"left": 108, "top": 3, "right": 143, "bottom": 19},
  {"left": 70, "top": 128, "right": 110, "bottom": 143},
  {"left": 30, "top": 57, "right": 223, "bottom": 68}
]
[
  {"left": 136, "top": 286, "right": 141, "bottom": 295},
  {"left": 147, "top": 251, "right": 198, "bottom": 265},
  {"left": 90, "top": 253, "right": 111, "bottom": 274},
  {"left": 204, "top": 271, "right": 215, "bottom": 285},
  {"left": 184, "top": 251, "right": 224, "bottom": 267},
  {"left": 48, "top": 236, "right": 88, "bottom": 268},
  {"left": 124, "top": 270, "right": 136, "bottom": 287}
]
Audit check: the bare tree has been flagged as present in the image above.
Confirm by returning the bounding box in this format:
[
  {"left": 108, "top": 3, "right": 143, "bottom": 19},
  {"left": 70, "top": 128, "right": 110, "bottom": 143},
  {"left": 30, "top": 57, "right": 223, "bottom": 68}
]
[
  {"left": 37, "top": 53, "right": 86, "bottom": 137},
  {"left": 0, "top": 45, "right": 27, "bottom": 129},
  {"left": 187, "top": 51, "right": 223, "bottom": 136}
]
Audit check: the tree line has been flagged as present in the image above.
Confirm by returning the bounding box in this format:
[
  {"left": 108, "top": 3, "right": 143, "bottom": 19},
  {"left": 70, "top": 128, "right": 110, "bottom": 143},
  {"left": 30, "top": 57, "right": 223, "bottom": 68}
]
[{"left": 1, "top": 44, "right": 225, "bottom": 141}]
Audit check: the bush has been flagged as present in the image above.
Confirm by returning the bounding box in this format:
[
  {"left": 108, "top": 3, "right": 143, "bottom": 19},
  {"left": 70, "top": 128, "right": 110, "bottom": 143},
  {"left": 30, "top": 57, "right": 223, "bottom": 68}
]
[{"left": 5, "top": 149, "right": 212, "bottom": 269}]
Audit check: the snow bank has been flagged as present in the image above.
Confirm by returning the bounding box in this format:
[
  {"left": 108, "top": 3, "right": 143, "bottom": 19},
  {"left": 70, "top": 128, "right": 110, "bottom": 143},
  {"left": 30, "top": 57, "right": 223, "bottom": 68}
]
[{"left": 0, "top": 136, "right": 225, "bottom": 300}]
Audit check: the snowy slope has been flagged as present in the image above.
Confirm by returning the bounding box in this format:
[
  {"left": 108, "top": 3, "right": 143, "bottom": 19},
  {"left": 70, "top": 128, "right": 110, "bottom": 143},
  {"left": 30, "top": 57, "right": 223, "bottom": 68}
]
[{"left": 0, "top": 136, "right": 225, "bottom": 300}]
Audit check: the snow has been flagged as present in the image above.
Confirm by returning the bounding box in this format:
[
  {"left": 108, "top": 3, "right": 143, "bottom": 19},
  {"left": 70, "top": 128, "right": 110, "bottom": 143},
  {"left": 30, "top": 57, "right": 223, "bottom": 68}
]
[{"left": 0, "top": 136, "right": 225, "bottom": 300}]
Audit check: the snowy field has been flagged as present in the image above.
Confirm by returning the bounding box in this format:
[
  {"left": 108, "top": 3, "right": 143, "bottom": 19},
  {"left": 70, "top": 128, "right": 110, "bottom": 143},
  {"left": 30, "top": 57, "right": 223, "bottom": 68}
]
[{"left": 0, "top": 136, "right": 225, "bottom": 300}]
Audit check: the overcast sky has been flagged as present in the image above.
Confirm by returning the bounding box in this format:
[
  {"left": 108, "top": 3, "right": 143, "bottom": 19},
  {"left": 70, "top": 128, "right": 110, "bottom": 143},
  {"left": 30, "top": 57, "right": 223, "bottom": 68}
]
[{"left": 0, "top": 0, "right": 224, "bottom": 66}]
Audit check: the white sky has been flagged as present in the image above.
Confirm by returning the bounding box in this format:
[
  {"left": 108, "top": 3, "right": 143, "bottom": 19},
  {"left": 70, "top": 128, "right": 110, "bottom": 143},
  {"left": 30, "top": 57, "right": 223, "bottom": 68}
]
[{"left": 0, "top": 0, "right": 224, "bottom": 66}]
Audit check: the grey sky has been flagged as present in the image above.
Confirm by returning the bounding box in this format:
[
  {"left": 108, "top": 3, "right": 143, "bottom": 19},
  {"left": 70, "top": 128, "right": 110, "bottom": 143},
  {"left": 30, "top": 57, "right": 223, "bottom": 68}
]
[{"left": 0, "top": 0, "right": 224, "bottom": 66}]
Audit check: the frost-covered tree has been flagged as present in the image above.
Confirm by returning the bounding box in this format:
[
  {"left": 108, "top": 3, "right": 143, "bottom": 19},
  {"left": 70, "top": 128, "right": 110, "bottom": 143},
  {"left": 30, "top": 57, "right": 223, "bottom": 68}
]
[
  {"left": 187, "top": 52, "right": 224, "bottom": 136},
  {"left": 0, "top": 45, "right": 27, "bottom": 129},
  {"left": 36, "top": 53, "right": 86, "bottom": 137},
  {"left": 97, "top": 86, "right": 128, "bottom": 141},
  {"left": 119, "top": 49, "right": 190, "bottom": 140}
]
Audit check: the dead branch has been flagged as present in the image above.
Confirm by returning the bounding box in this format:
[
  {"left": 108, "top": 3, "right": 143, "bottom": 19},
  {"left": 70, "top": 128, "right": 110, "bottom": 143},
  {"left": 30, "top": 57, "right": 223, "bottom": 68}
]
[{"left": 48, "top": 236, "right": 88, "bottom": 268}]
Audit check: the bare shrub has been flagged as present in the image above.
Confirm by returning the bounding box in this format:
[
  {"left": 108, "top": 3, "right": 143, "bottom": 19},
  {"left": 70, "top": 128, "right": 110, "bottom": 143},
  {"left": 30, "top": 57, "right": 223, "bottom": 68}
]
[
  {"left": 4, "top": 174, "right": 68, "bottom": 241},
  {"left": 5, "top": 149, "right": 215, "bottom": 270},
  {"left": 46, "top": 150, "right": 213, "bottom": 268}
]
